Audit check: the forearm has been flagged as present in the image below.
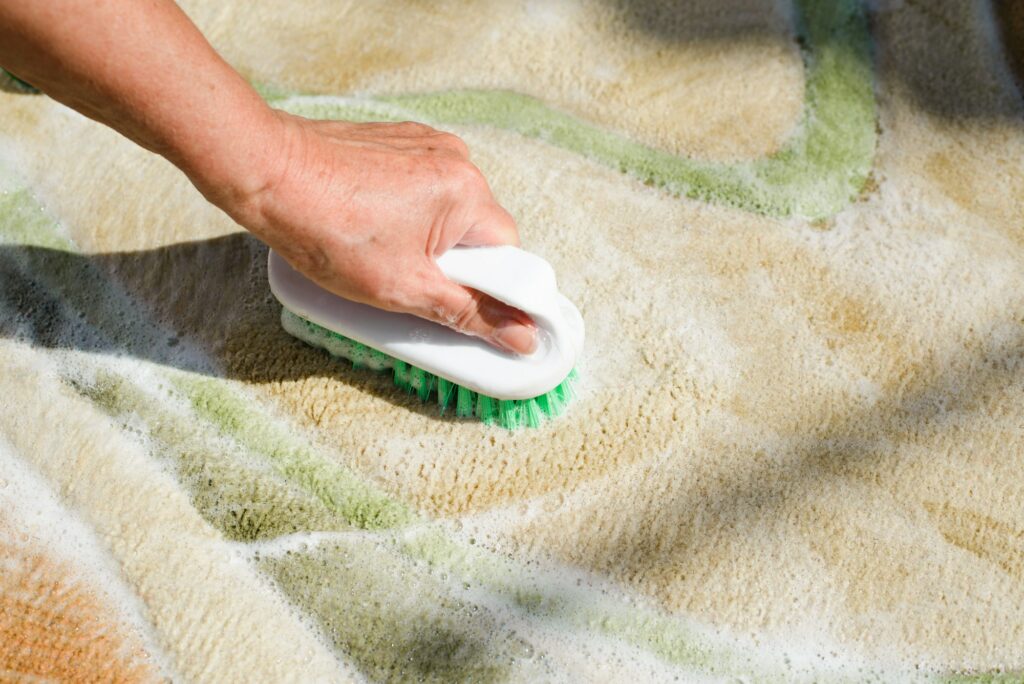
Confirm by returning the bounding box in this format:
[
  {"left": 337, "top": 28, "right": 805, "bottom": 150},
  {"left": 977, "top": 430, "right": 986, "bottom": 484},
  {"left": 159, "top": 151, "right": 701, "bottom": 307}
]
[{"left": 0, "top": 0, "right": 280, "bottom": 208}]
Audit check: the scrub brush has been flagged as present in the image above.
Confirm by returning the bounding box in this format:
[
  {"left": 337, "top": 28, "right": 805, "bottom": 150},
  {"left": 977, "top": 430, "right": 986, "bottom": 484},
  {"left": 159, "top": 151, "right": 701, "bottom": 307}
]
[{"left": 268, "top": 246, "right": 584, "bottom": 429}]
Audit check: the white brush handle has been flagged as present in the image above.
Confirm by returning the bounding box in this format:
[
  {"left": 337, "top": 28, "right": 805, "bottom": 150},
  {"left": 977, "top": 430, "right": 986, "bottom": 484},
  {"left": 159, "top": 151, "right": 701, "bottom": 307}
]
[{"left": 268, "top": 246, "right": 584, "bottom": 400}]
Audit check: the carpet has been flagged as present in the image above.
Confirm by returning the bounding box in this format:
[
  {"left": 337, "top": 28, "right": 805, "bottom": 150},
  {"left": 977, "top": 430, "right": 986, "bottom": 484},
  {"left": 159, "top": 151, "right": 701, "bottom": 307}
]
[{"left": 1, "top": 0, "right": 1023, "bottom": 681}]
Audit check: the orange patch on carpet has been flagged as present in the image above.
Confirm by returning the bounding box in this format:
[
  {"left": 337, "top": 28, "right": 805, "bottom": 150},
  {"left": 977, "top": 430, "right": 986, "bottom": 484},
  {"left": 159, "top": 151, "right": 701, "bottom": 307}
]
[{"left": 0, "top": 539, "right": 159, "bottom": 683}]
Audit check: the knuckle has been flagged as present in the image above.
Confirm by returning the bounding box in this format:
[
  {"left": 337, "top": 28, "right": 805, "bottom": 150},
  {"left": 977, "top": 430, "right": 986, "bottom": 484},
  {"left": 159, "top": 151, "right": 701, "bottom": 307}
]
[
  {"left": 450, "top": 290, "right": 483, "bottom": 330},
  {"left": 437, "top": 132, "right": 469, "bottom": 155},
  {"left": 449, "top": 161, "right": 484, "bottom": 193},
  {"left": 288, "top": 245, "right": 331, "bottom": 280},
  {"left": 495, "top": 205, "right": 515, "bottom": 227},
  {"left": 355, "top": 269, "right": 406, "bottom": 311},
  {"left": 399, "top": 121, "right": 433, "bottom": 135},
  {"left": 376, "top": 282, "right": 409, "bottom": 312}
]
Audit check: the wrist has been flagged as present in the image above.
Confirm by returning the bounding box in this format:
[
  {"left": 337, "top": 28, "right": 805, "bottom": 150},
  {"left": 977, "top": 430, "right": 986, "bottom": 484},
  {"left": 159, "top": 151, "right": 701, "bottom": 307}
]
[{"left": 170, "top": 90, "right": 291, "bottom": 229}]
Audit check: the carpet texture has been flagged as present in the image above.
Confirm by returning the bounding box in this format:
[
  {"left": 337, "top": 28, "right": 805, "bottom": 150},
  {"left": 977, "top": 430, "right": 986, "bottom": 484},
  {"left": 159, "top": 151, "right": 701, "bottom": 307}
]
[{"left": 2, "top": 0, "right": 1023, "bottom": 681}]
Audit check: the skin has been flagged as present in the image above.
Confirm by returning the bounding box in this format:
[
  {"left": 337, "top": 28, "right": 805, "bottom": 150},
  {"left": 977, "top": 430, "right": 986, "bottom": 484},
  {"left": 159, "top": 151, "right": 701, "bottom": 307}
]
[{"left": 0, "top": 0, "right": 537, "bottom": 354}]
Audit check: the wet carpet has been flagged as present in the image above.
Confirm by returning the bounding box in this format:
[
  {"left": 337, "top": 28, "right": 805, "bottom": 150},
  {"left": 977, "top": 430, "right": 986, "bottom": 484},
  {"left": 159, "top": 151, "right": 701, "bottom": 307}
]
[{"left": 1, "top": 0, "right": 1023, "bottom": 681}]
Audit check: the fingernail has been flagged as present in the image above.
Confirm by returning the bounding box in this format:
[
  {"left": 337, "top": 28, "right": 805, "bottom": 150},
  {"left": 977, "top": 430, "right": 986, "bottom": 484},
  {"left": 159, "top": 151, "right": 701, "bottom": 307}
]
[{"left": 494, "top": 320, "right": 538, "bottom": 355}]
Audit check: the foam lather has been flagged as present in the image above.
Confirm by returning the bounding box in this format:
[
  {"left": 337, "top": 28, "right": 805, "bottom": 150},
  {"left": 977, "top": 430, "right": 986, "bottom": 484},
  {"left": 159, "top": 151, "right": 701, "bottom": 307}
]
[{"left": 268, "top": 246, "right": 584, "bottom": 401}]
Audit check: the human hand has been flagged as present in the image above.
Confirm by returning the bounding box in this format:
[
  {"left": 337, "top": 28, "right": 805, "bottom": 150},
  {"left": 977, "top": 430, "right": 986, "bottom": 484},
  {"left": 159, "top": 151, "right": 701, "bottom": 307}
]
[
  {"left": 0, "top": 1, "right": 534, "bottom": 352},
  {"left": 224, "top": 112, "right": 538, "bottom": 355}
]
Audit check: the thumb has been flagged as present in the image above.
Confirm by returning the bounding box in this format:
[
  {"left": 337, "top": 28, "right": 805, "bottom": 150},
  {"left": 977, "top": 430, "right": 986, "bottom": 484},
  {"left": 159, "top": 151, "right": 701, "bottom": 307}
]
[
  {"left": 458, "top": 204, "right": 520, "bottom": 247},
  {"left": 416, "top": 269, "right": 538, "bottom": 355}
]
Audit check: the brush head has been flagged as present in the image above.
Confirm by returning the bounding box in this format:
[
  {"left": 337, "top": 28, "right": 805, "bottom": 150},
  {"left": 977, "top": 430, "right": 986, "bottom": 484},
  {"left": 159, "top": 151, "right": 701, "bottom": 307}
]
[
  {"left": 268, "top": 246, "right": 584, "bottom": 424},
  {"left": 281, "top": 308, "right": 578, "bottom": 429}
]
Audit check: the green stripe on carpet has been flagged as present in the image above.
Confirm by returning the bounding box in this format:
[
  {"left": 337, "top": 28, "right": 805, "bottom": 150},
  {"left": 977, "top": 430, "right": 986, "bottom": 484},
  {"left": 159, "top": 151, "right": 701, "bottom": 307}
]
[{"left": 264, "top": 0, "right": 875, "bottom": 220}]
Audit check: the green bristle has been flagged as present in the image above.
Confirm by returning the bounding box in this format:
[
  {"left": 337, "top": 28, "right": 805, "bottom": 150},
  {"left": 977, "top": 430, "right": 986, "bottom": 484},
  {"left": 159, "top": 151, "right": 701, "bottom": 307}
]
[
  {"left": 476, "top": 394, "right": 498, "bottom": 425},
  {"left": 410, "top": 366, "right": 434, "bottom": 402},
  {"left": 456, "top": 385, "right": 476, "bottom": 418},
  {"left": 534, "top": 392, "right": 551, "bottom": 416},
  {"left": 366, "top": 347, "right": 390, "bottom": 371},
  {"left": 498, "top": 399, "right": 521, "bottom": 430},
  {"left": 282, "top": 308, "right": 578, "bottom": 429},
  {"left": 544, "top": 372, "right": 576, "bottom": 416},
  {"left": 423, "top": 372, "right": 437, "bottom": 401},
  {"left": 393, "top": 360, "right": 411, "bottom": 392},
  {"left": 437, "top": 378, "right": 455, "bottom": 413},
  {"left": 408, "top": 365, "right": 423, "bottom": 392},
  {"left": 349, "top": 341, "right": 368, "bottom": 369},
  {"left": 562, "top": 369, "right": 579, "bottom": 395},
  {"left": 524, "top": 399, "right": 544, "bottom": 428},
  {"left": 549, "top": 390, "right": 568, "bottom": 417},
  {"left": 553, "top": 379, "right": 570, "bottom": 403}
]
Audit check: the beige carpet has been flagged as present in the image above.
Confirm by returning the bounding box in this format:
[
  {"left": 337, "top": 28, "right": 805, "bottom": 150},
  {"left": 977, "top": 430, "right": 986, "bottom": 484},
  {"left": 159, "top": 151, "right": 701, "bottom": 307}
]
[{"left": 1, "top": 0, "right": 1023, "bottom": 681}]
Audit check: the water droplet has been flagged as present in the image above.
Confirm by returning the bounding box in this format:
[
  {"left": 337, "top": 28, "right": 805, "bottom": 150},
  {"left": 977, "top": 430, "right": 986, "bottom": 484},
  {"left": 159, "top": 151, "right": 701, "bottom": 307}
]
[
  {"left": 542, "top": 492, "right": 565, "bottom": 513},
  {"left": 409, "top": 327, "right": 433, "bottom": 342},
  {"left": 509, "top": 639, "right": 535, "bottom": 660}
]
